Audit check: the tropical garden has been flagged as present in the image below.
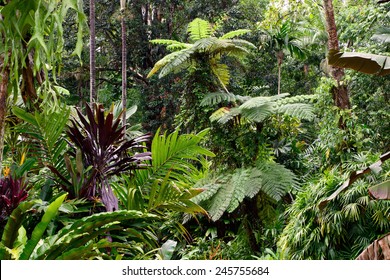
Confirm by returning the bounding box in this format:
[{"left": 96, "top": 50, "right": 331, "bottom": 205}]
[{"left": 0, "top": 0, "right": 389, "bottom": 260}]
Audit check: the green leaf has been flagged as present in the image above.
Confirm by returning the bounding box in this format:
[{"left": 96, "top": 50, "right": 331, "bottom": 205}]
[
  {"left": 158, "top": 240, "right": 177, "bottom": 260},
  {"left": 0, "top": 200, "right": 37, "bottom": 259},
  {"left": 19, "top": 193, "right": 67, "bottom": 260}
]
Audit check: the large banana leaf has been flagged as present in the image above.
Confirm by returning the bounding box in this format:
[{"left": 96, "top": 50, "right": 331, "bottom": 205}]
[
  {"left": 328, "top": 49, "right": 390, "bottom": 76},
  {"left": 356, "top": 233, "right": 390, "bottom": 260},
  {"left": 369, "top": 180, "right": 390, "bottom": 200}
]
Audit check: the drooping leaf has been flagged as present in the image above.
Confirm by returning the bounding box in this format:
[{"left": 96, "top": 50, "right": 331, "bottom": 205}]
[
  {"left": 356, "top": 233, "right": 390, "bottom": 260},
  {"left": 328, "top": 49, "right": 390, "bottom": 76},
  {"left": 368, "top": 180, "right": 390, "bottom": 200}
]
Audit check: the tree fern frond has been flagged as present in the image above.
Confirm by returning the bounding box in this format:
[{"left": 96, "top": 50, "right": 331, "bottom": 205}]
[
  {"left": 226, "top": 168, "right": 253, "bottom": 213},
  {"left": 159, "top": 48, "right": 195, "bottom": 78},
  {"left": 187, "top": 18, "right": 213, "bottom": 42},
  {"left": 207, "top": 179, "right": 235, "bottom": 221},
  {"left": 209, "top": 107, "right": 231, "bottom": 123},
  {"left": 150, "top": 39, "right": 190, "bottom": 48},
  {"left": 256, "top": 161, "right": 297, "bottom": 201},
  {"left": 276, "top": 103, "right": 315, "bottom": 121},
  {"left": 220, "top": 29, "right": 251, "bottom": 39},
  {"left": 147, "top": 51, "right": 182, "bottom": 78},
  {"left": 276, "top": 94, "right": 317, "bottom": 105},
  {"left": 193, "top": 161, "right": 296, "bottom": 221},
  {"left": 240, "top": 104, "right": 275, "bottom": 123},
  {"left": 211, "top": 63, "right": 230, "bottom": 87},
  {"left": 200, "top": 92, "right": 239, "bottom": 106},
  {"left": 240, "top": 94, "right": 289, "bottom": 109},
  {"left": 218, "top": 107, "right": 242, "bottom": 124}
]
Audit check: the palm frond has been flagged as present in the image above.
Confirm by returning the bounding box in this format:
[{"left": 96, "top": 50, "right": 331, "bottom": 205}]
[{"left": 12, "top": 106, "right": 70, "bottom": 173}]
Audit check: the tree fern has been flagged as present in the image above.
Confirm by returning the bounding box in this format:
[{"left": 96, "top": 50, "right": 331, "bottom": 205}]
[
  {"left": 193, "top": 161, "right": 297, "bottom": 221},
  {"left": 147, "top": 18, "right": 254, "bottom": 91}
]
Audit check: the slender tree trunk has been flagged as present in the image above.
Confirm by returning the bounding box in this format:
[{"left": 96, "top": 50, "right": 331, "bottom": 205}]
[
  {"left": 0, "top": 58, "right": 9, "bottom": 174},
  {"left": 121, "top": 1, "right": 127, "bottom": 129},
  {"left": 323, "top": 0, "right": 350, "bottom": 128},
  {"left": 89, "top": 0, "right": 96, "bottom": 104},
  {"left": 277, "top": 51, "right": 284, "bottom": 95}
]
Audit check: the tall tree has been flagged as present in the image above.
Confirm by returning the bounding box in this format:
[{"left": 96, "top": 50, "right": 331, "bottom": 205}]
[
  {"left": 89, "top": 0, "right": 96, "bottom": 103},
  {"left": 120, "top": 0, "right": 127, "bottom": 128},
  {"left": 323, "top": 0, "right": 350, "bottom": 127},
  {"left": 260, "top": 21, "right": 306, "bottom": 95}
]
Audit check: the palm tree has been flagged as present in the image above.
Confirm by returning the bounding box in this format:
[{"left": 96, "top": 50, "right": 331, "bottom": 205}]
[
  {"left": 259, "top": 21, "right": 306, "bottom": 95},
  {"left": 89, "top": 0, "right": 96, "bottom": 103},
  {"left": 120, "top": 0, "right": 127, "bottom": 128},
  {"left": 147, "top": 18, "right": 255, "bottom": 93}
]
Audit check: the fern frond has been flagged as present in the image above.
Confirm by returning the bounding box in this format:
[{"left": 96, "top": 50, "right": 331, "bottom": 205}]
[
  {"left": 226, "top": 168, "right": 253, "bottom": 213},
  {"left": 193, "top": 161, "right": 296, "bottom": 221},
  {"left": 276, "top": 94, "right": 317, "bottom": 105},
  {"left": 276, "top": 103, "right": 315, "bottom": 121},
  {"left": 147, "top": 51, "right": 181, "bottom": 78},
  {"left": 240, "top": 104, "right": 275, "bottom": 123},
  {"left": 150, "top": 39, "right": 189, "bottom": 47},
  {"left": 158, "top": 48, "right": 195, "bottom": 78},
  {"left": 256, "top": 161, "right": 297, "bottom": 201},
  {"left": 220, "top": 29, "right": 251, "bottom": 39},
  {"left": 200, "top": 92, "right": 239, "bottom": 106},
  {"left": 187, "top": 18, "right": 213, "bottom": 42},
  {"left": 218, "top": 107, "right": 242, "bottom": 124},
  {"left": 211, "top": 63, "right": 230, "bottom": 87},
  {"left": 209, "top": 107, "right": 231, "bottom": 123}
]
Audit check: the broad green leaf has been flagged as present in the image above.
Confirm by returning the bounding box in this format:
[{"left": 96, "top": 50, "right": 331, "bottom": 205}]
[{"left": 19, "top": 193, "right": 67, "bottom": 260}]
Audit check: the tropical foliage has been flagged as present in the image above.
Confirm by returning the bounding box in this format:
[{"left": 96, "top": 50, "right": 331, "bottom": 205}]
[{"left": 0, "top": 0, "right": 389, "bottom": 262}]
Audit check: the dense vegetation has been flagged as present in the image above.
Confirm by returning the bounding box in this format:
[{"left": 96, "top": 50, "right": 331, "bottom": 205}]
[{"left": 0, "top": 0, "right": 389, "bottom": 260}]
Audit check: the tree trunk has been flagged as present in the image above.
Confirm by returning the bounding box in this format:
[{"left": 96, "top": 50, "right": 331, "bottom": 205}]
[
  {"left": 89, "top": 0, "right": 96, "bottom": 104},
  {"left": 277, "top": 50, "right": 284, "bottom": 95},
  {"left": 323, "top": 0, "right": 351, "bottom": 128},
  {"left": 0, "top": 58, "right": 9, "bottom": 174},
  {"left": 121, "top": 2, "right": 127, "bottom": 129}
]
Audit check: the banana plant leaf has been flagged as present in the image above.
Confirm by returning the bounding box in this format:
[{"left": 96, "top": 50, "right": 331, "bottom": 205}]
[
  {"left": 356, "top": 233, "right": 390, "bottom": 260},
  {"left": 368, "top": 180, "right": 390, "bottom": 200},
  {"left": 328, "top": 49, "right": 390, "bottom": 76},
  {"left": 319, "top": 151, "right": 390, "bottom": 209}
]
